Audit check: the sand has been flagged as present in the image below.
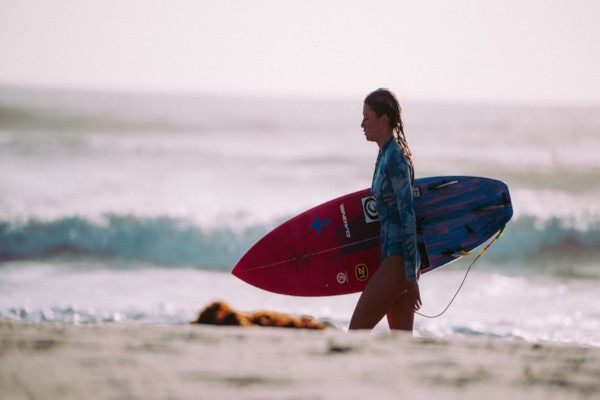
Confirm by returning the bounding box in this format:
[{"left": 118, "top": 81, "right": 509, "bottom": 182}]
[{"left": 1, "top": 321, "right": 599, "bottom": 400}]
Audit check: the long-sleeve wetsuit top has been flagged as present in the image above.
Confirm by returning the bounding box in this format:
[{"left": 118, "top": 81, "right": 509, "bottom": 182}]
[{"left": 371, "top": 137, "right": 420, "bottom": 282}]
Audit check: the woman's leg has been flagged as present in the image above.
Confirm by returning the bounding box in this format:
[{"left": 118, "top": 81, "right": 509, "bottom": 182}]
[
  {"left": 349, "top": 255, "right": 408, "bottom": 330},
  {"left": 386, "top": 293, "right": 414, "bottom": 331}
]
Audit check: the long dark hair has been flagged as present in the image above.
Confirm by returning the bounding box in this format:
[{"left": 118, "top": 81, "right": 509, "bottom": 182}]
[{"left": 364, "top": 88, "right": 414, "bottom": 174}]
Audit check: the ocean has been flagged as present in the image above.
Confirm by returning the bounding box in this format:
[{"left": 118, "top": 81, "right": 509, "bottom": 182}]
[{"left": 1, "top": 86, "right": 599, "bottom": 346}]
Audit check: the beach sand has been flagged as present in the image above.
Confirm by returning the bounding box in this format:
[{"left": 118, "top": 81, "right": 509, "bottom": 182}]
[{"left": 1, "top": 321, "right": 599, "bottom": 400}]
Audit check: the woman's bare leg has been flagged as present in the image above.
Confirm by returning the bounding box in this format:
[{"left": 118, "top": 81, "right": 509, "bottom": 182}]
[
  {"left": 349, "top": 255, "right": 408, "bottom": 330},
  {"left": 386, "top": 293, "right": 414, "bottom": 331}
]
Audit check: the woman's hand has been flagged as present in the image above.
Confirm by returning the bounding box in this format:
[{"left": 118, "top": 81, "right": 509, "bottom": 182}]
[{"left": 406, "top": 281, "right": 422, "bottom": 312}]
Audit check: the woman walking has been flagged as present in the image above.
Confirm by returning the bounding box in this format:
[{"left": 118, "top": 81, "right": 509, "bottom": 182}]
[{"left": 349, "top": 88, "right": 421, "bottom": 331}]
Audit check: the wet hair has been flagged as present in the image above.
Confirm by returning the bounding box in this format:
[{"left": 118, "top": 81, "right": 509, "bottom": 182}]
[{"left": 364, "top": 88, "right": 414, "bottom": 175}]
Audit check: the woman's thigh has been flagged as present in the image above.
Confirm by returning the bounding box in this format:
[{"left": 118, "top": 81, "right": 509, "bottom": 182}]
[{"left": 349, "top": 255, "right": 407, "bottom": 330}]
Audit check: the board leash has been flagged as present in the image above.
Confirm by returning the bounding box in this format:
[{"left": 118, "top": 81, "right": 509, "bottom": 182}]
[{"left": 415, "top": 225, "right": 506, "bottom": 319}]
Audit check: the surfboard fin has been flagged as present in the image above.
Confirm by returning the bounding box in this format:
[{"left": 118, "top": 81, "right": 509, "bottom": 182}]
[
  {"left": 443, "top": 248, "right": 472, "bottom": 258},
  {"left": 418, "top": 242, "right": 431, "bottom": 269},
  {"left": 473, "top": 204, "right": 506, "bottom": 212},
  {"left": 429, "top": 180, "right": 459, "bottom": 191}
]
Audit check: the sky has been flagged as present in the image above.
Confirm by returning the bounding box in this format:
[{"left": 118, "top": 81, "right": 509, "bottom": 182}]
[{"left": 1, "top": 0, "right": 599, "bottom": 105}]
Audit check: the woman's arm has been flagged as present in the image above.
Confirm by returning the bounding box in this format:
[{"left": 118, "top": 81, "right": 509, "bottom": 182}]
[{"left": 387, "top": 149, "right": 420, "bottom": 282}]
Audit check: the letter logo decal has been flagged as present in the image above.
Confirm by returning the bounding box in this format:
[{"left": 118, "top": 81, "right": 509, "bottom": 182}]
[
  {"left": 355, "top": 264, "right": 368, "bottom": 281},
  {"left": 361, "top": 196, "right": 378, "bottom": 223},
  {"left": 413, "top": 186, "right": 422, "bottom": 198},
  {"left": 340, "top": 204, "right": 351, "bottom": 238}
]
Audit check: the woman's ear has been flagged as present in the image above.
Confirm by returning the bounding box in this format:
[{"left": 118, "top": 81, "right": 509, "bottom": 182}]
[{"left": 379, "top": 113, "right": 390, "bottom": 129}]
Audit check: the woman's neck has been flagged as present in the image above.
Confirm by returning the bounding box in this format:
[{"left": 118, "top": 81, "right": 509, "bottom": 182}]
[{"left": 377, "top": 132, "right": 395, "bottom": 150}]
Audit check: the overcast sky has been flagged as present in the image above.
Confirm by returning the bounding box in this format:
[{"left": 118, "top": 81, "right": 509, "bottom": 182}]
[{"left": 1, "top": 0, "right": 599, "bottom": 105}]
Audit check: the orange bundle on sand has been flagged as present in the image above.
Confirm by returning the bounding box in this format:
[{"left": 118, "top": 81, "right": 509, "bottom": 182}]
[{"left": 192, "top": 301, "right": 326, "bottom": 330}]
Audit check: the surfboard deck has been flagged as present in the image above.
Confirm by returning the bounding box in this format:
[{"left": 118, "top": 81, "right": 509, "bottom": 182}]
[{"left": 232, "top": 176, "right": 513, "bottom": 296}]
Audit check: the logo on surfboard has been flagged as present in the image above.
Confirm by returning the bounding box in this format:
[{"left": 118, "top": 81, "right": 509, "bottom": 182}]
[
  {"left": 355, "top": 264, "right": 368, "bottom": 281},
  {"left": 310, "top": 216, "right": 330, "bottom": 234},
  {"left": 361, "top": 196, "right": 378, "bottom": 223},
  {"left": 340, "top": 203, "right": 351, "bottom": 238},
  {"left": 336, "top": 272, "right": 348, "bottom": 284}
]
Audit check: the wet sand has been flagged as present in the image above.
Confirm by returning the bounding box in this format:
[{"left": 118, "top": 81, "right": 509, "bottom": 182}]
[{"left": 1, "top": 321, "right": 599, "bottom": 400}]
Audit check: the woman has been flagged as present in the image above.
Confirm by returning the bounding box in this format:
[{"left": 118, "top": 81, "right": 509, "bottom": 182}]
[{"left": 349, "top": 88, "right": 421, "bottom": 331}]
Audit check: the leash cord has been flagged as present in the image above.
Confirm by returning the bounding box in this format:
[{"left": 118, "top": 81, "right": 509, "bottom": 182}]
[{"left": 415, "top": 226, "right": 506, "bottom": 319}]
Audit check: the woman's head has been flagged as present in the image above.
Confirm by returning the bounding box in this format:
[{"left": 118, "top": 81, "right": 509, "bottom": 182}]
[
  {"left": 364, "top": 88, "right": 413, "bottom": 171},
  {"left": 364, "top": 88, "right": 404, "bottom": 134}
]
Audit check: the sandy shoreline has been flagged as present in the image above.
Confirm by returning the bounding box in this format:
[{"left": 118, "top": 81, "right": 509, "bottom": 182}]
[{"left": 1, "top": 322, "right": 599, "bottom": 400}]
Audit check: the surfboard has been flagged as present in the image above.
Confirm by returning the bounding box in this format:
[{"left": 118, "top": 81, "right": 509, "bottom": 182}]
[{"left": 232, "top": 176, "right": 513, "bottom": 296}]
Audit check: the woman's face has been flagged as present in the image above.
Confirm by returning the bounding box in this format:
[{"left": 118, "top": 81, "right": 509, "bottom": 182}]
[{"left": 361, "top": 103, "right": 387, "bottom": 143}]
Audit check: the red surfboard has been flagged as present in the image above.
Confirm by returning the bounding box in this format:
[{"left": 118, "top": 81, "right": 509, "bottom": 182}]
[{"left": 232, "top": 176, "right": 513, "bottom": 296}]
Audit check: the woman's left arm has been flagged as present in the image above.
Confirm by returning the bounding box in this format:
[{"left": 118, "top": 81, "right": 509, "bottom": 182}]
[{"left": 387, "top": 150, "right": 420, "bottom": 282}]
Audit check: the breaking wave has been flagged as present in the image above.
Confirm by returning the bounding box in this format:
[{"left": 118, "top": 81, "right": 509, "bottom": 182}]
[
  {"left": 1, "top": 214, "right": 599, "bottom": 277},
  {"left": 480, "top": 215, "right": 600, "bottom": 278},
  {"left": 0, "top": 215, "right": 268, "bottom": 271}
]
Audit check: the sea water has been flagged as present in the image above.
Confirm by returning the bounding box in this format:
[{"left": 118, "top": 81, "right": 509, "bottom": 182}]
[{"left": 1, "top": 87, "right": 599, "bottom": 346}]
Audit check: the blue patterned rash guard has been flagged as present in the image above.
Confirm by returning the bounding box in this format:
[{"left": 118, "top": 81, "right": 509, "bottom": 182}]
[{"left": 371, "top": 137, "right": 420, "bottom": 282}]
